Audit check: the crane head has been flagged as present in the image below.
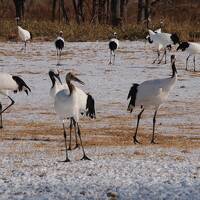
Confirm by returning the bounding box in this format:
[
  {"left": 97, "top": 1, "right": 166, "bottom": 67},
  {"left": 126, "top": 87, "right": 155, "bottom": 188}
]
[
  {"left": 66, "top": 72, "right": 84, "bottom": 85},
  {"left": 49, "top": 69, "right": 62, "bottom": 85}
]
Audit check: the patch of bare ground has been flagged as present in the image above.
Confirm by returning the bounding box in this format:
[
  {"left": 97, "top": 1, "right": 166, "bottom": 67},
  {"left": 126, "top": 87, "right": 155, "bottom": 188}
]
[{"left": 0, "top": 114, "right": 199, "bottom": 153}]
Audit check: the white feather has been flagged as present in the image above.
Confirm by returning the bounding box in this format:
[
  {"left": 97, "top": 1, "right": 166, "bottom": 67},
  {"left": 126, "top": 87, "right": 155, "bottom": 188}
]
[
  {"left": 0, "top": 73, "right": 18, "bottom": 95},
  {"left": 18, "top": 26, "right": 31, "bottom": 42}
]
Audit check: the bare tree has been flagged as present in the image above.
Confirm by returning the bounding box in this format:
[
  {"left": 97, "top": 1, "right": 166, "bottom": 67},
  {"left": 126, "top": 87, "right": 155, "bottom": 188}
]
[
  {"left": 52, "top": 0, "right": 57, "bottom": 21},
  {"left": 98, "top": 0, "right": 106, "bottom": 24},
  {"left": 60, "top": 0, "right": 69, "bottom": 24},
  {"left": 73, "top": 0, "right": 84, "bottom": 24},
  {"left": 91, "top": 0, "right": 99, "bottom": 23},
  {"left": 111, "top": 0, "right": 121, "bottom": 26},
  {"left": 120, "top": 0, "right": 128, "bottom": 23},
  {"left": 52, "top": 0, "right": 69, "bottom": 24},
  {"left": 13, "top": 0, "right": 25, "bottom": 19}
]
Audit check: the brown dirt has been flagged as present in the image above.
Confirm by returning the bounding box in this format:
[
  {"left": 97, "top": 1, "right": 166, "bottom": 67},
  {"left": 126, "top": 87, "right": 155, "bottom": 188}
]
[{"left": 0, "top": 115, "right": 199, "bottom": 152}]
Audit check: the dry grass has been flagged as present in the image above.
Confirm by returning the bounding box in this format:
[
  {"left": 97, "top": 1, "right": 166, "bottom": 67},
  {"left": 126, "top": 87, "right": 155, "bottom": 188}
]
[{"left": 0, "top": 19, "right": 199, "bottom": 42}]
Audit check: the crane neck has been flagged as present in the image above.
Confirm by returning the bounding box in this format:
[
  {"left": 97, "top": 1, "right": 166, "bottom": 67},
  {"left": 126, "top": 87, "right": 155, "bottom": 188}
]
[
  {"left": 171, "top": 62, "right": 177, "bottom": 78},
  {"left": 49, "top": 73, "right": 56, "bottom": 88},
  {"left": 66, "top": 81, "right": 75, "bottom": 95}
]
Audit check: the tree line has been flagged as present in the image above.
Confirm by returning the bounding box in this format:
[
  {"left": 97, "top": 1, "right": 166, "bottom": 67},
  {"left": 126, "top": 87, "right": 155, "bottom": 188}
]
[
  {"left": 11, "top": 0, "right": 165, "bottom": 27},
  {"left": 3, "top": 0, "right": 199, "bottom": 29}
]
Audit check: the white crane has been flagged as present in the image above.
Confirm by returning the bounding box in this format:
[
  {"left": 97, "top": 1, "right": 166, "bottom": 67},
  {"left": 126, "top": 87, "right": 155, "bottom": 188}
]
[
  {"left": 177, "top": 41, "right": 200, "bottom": 71},
  {"left": 18, "top": 26, "right": 32, "bottom": 51},
  {"left": 54, "top": 72, "right": 93, "bottom": 161},
  {"left": 109, "top": 32, "right": 119, "bottom": 65},
  {"left": 146, "top": 29, "right": 180, "bottom": 64},
  {"left": 0, "top": 72, "right": 31, "bottom": 128},
  {"left": 55, "top": 31, "right": 64, "bottom": 65},
  {"left": 48, "top": 70, "right": 95, "bottom": 151},
  {"left": 146, "top": 28, "right": 163, "bottom": 63},
  {"left": 127, "top": 55, "right": 177, "bottom": 144},
  {"left": 49, "top": 69, "right": 77, "bottom": 150}
]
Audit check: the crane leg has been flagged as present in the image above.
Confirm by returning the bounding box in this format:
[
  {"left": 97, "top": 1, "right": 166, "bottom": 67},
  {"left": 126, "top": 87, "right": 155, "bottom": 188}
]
[
  {"left": 0, "top": 102, "right": 3, "bottom": 128},
  {"left": 24, "top": 41, "right": 26, "bottom": 52},
  {"left": 158, "top": 49, "right": 166, "bottom": 64},
  {"left": 68, "top": 118, "right": 73, "bottom": 150},
  {"left": 151, "top": 109, "right": 158, "bottom": 144},
  {"left": 72, "top": 118, "right": 79, "bottom": 149},
  {"left": 62, "top": 123, "right": 70, "bottom": 162},
  {"left": 164, "top": 49, "right": 167, "bottom": 64},
  {"left": 133, "top": 108, "right": 144, "bottom": 144},
  {"left": 113, "top": 53, "right": 115, "bottom": 65},
  {"left": 0, "top": 96, "right": 15, "bottom": 115},
  {"left": 59, "top": 50, "right": 61, "bottom": 60},
  {"left": 77, "top": 123, "right": 91, "bottom": 161},
  {"left": 152, "top": 50, "right": 160, "bottom": 64},
  {"left": 109, "top": 50, "right": 112, "bottom": 65},
  {"left": 193, "top": 56, "right": 196, "bottom": 72},
  {"left": 186, "top": 55, "right": 190, "bottom": 71}
]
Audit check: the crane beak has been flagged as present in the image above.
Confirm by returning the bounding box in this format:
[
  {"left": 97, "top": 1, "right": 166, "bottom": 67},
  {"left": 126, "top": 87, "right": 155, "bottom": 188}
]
[
  {"left": 56, "top": 74, "right": 62, "bottom": 85},
  {"left": 73, "top": 75, "right": 84, "bottom": 85}
]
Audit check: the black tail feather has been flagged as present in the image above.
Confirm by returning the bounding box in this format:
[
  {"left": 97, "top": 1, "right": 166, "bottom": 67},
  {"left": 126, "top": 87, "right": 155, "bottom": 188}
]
[
  {"left": 86, "top": 94, "right": 96, "bottom": 119},
  {"left": 127, "top": 83, "right": 139, "bottom": 113}
]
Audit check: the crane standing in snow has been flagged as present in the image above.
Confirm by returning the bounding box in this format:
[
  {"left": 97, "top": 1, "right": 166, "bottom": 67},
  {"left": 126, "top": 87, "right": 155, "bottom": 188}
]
[
  {"left": 48, "top": 70, "right": 95, "bottom": 151},
  {"left": 177, "top": 41, "right": 200, "bottom": 71},
  {"left": 55, "top": 31, "right": 64, "bottom": 65},
  {"left": 54, "top": 72, "right": 94, "bottom": 161},
  {"left": 146, "top": 29, "right": 180, "bottom": 64},
  {"left": 109, "top": 32, "right": 119, "bottom": 65},
  {"left": 18, "top": 26, "right": 32, "bottom": 51},
  {"left": 49, "top": 69, "right": 76, "bottom": 150},
  {"left": 127, "top": 55, "right": 177, "bottom": 144},
  {"left": 0, "top": 72, "right": 31, "bottom": 128}
]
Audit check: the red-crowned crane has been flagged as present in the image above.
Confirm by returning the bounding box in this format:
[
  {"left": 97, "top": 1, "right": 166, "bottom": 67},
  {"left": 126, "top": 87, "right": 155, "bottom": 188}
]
[
  {"left": 146, "top": 29, "right": 180, "bottom": 64},
  {"left": 127, "top": 55, "right": 177, "bottom": 144},
  {"left": 54, "top": 72, "right": 94, "bottom": 161},
  {"left": 0, "top": 72, "right": 31, "bottom": 128},
  {"left": 48, "top": 70, "right": 95, "bottom": 151},
  {"left": 55, "top": 31, "right": 64, "bottom": 65},
  {"left": 18, "top": 26, "right": 32, "bottom": 51},
  {"left": 109, "top": 32, "right": 119, "bottom": 65},
  {"left": 177, "top": 41, "right": 200, "bottom": 71}
]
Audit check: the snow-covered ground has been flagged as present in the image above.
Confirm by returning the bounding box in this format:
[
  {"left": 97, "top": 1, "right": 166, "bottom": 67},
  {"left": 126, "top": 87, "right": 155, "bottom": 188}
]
[
  {"left": 0, "top": 141, "right": 199, "bottom": 200},
  {"left": 0, "top": 41, "right": 199, "bottom": 199}
]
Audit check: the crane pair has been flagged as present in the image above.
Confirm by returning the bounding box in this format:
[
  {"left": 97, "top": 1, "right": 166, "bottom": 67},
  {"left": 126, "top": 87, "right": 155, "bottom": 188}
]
[{"left": 146, "top": 28, "right": 200, "bottom": 71}]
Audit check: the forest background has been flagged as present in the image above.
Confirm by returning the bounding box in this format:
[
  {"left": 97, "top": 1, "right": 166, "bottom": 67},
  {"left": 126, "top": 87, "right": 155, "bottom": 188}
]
[{"left": 0, "top": 0, "right": 200, "bottom": 41}]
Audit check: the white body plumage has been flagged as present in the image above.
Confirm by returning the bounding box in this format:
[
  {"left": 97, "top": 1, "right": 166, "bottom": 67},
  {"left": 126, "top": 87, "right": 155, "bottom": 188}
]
[
  {"left": 54, "top": 88, "right": 79, "bottom": 121},
  {"left": 0, "top": 73, "right": 18, "bottom": 95},
  {"left": 177, "top": 42, "right": 200, "bottom": 71},
  {"left": 135, "top": 76, "right": 176, "bottom": 109},
  {"left": 0, "top": 72, "right": 31, "bottom": 128},
  {"left": 18, "top": 26, "right": 31, "bottom": 42}
]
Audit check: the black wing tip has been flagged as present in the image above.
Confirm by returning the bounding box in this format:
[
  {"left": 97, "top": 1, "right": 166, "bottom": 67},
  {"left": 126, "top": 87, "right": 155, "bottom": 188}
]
[{"left": 86, "top": 94, "right": 96, "bottom": 119}]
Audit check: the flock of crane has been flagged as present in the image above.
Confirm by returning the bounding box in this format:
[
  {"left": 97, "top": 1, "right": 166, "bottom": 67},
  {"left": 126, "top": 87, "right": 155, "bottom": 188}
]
[{"left": 0, "top": 24, "right": 200, "bottom": 162}]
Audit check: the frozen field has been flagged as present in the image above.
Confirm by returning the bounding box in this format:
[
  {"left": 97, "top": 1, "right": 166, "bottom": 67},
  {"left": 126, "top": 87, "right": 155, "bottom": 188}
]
[{"left": 0, "top": 41, "right": 199, "bottom": 199}]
